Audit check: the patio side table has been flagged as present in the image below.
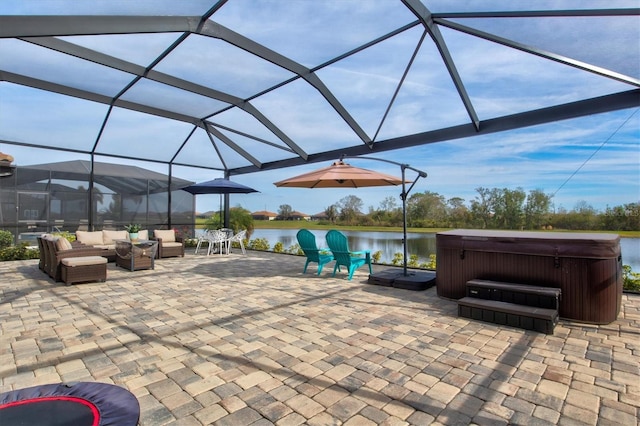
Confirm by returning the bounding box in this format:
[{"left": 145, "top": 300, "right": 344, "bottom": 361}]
[{"left": 115, "top": 239, "right": 158, "bottom": 271}]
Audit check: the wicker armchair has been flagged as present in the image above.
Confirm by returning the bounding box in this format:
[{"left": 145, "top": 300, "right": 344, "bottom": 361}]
[
  {"left": 152, "top": 229, "right": 185, "bottom": 258},
  {"left": 41, "top": 237, "right": 108, "bottom": 282}
]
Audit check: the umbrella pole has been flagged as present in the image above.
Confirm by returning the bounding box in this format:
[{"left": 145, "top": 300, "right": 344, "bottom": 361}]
[
  {"left": 401, "top": 167, "right": 408, "bottom": 276},
  {"left": 340, "top": 155, "right": 427, "bottom": 277}
]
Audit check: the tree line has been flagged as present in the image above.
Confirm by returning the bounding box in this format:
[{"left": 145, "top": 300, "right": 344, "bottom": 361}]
[{"left": 276, "top": 187, "right": 639, "bottom": 231}]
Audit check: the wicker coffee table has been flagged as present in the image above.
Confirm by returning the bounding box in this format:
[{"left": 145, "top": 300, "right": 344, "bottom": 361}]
[{"left": 115, "top": 239, "right": 158, "bottom": 271}]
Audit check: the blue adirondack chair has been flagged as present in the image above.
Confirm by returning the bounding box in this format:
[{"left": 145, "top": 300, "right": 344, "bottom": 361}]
[
  {"left": 296, "top": 229, "right": 334, "bottom": 275},
  {"left": 325, "top": 229, "right": 372, "bottom": 280}
]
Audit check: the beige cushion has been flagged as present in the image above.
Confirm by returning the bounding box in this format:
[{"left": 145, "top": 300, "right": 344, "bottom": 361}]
[
  {"left": 61, "top": 256, "right": 108, "bottom": 267},
  {"left": 162, "top": 241, "right": 183, "bottom": 248},
  {"left": 154, "top": 229, "right": 175, "bottom": 242},
  {"left": 76, "top": 231, "right": 104, "bottom": 246},
  {"left": 136, "top": 230, "right": 149, "bottom": 240},
  {"left": 55, "top": 237, "right": 73, "bottom": 251},
  {"left": 103, "top": 230, "right": 128, "bottom": 244}
]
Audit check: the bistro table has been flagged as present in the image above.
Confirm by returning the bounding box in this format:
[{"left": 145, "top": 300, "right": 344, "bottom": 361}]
[{"left": 115, "top": 239, "right": 158, "bottom": 271}]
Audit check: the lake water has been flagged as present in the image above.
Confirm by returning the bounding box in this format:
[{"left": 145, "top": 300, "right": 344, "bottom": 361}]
[{"left": 245, "top": 229, "right": 640, "bottom": 270}]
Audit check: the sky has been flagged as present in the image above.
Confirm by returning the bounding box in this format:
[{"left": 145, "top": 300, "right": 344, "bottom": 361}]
[
  {"left": 227, "top": 108, "right": 640, "bottom": 215},
  {"left": 0, "top": 1, "right": 638, "bottom": 216}
]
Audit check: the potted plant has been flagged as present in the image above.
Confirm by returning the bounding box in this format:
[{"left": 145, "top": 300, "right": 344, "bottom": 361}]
[{"left": 124, "top": 224, "right": 142, "bottom": 241}]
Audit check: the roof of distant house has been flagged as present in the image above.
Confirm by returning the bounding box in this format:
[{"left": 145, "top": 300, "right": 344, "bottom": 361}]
[
  {"left": 252, "top": 210, "right": 278, "bottom": 217},
  {"left": 291, "top": 211, "right": 310, "bottom": 217}
]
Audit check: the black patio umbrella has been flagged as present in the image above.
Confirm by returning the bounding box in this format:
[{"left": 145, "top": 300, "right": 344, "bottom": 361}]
[
  {"left": 181, "top": 178, "right": 259, "bottom": 227},
  {"left": 181, "top": 178, "right": 259, "bottom": 195}
]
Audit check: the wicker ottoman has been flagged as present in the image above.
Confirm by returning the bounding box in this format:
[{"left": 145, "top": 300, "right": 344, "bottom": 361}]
[{"left": 60, "top": 256, "right": 108, "bottom": 285}]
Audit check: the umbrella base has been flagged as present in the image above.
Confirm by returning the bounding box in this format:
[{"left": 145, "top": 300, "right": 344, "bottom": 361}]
[
  {"left": 367, "top": 269, "right": 397, "bottom": 286},
  {"left": 368, "top": 269, "right": 436, "bottom": 291}
]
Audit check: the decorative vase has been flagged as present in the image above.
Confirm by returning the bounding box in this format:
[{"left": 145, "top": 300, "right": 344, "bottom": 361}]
[{"left": 129, "top": 232, "right": 139, "bottom": 242}]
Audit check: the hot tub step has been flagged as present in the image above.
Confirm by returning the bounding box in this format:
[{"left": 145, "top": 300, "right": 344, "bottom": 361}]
[
  {"left": 458, "top": 297, "right": 558, "bottom": 334},
  {"left": 466, "top": 279, "right": 561, "bottom": 310}
]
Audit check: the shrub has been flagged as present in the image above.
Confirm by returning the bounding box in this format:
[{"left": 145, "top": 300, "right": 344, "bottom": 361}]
[
  {"left": 286, "top": 243, "right": 303, "bottom": 255},
  {"left": 248, "top": 238, "right": 269, "bottom": 251},
  {"left": 0, "top": 243, "right": 39, "bottom": 261},
  {"left": 173, "top": 224, "right": 193, "bottom": 240},
  {"left": 623, "top": 265, "right": 640, "bottom": 292},
  {"left": 408, "top": 254, "right": 419, "bottom": 268},
  {"left": 372, "top": 251, "right": 382, "bottom": 264},
  {"left": 420, "top": 254, "right": 437, "bottom": 270},
  {"left": 0, "top": 230, "right": 13, "bottom": 249},
  {"left": 184, "top": 238, "right": 198, "bottom": 248},
  {"left": 391, "top": 252, "right": 403, "bottom": 266},
  {"left": 52, "top": 231, "right": 76, "bottom": 242},
  {"left": 273, "top": 242, "right": 284, "bottom": 253}
]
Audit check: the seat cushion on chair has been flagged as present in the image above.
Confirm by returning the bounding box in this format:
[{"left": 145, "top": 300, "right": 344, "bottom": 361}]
[
  {"left": 61, "top": 256, "right": 108, "bottom": 267},
  {"left": 137, "top": 230, "right": 149, "bottom": 240},
  {"left": 162, "top": 241, "right": 183, "bottom": 248},
  {"left": 103, "top": 230, "right": 128, "bottom": 244},
  {"left": 154, "top": 229, "right": 176, "bottom": 242}
]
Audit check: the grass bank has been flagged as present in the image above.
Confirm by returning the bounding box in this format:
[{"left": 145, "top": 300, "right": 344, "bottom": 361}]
[{"left": 252, "top": 221, "right": 639, "bottom": 237}]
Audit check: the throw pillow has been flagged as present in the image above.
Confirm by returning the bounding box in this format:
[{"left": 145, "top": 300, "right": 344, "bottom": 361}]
[
  {"left": 76, "top": 231, "right": 104, "bottom": 246},
  {"left": 55, "top": 237, "right": 73, "bottom": 251},
  {"left": 103, "top": 230, "right": 128, "bottom": 244}
]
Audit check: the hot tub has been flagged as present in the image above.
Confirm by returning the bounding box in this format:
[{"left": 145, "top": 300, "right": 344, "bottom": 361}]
[{"left": 436, "top": 229, "right": 622, "bottom": 324}]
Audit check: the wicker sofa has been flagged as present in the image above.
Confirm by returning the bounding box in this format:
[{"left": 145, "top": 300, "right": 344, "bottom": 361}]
[{"left": 75, "top": 230, "right": 149, "bottom": 262}]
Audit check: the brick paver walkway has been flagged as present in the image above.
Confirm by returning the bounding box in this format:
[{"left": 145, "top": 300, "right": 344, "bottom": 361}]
[{"left": 1, "top": 251, "right": 638, "bottom": 425}]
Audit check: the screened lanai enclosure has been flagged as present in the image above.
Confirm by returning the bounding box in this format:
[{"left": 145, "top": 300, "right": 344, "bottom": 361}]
[
  {"left": 0, "top": 161, "right": 194, "bottom": 244},
  {"left": 0, "top": 1, "right": 638, "bottom": 241}
]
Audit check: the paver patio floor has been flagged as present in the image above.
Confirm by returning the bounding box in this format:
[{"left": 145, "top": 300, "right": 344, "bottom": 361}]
[{"left": 1, "top": 250, "right": 639, "bottom": 425}]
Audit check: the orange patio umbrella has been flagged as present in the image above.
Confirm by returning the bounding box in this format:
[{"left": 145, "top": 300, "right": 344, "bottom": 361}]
[{"left": 273, "top": 160, "right": 409, "bottom": 188}]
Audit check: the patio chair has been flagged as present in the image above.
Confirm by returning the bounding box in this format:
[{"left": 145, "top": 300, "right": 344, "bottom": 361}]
[
  {"left": 227, "top": 229, "right": 247, "bottom": 254},
  {"left": 296, "top": 229, "right": 334, "bottom": 275},
  {"left": 325, "top": 229, "right": 372, "bottom": 280},
  {"left": 152, "top": 229, "right": 185, "bottom": 258},
  {"left": 195, "top": 230, "right": 212, "bottom": 255},
  {"left": 206, "top": 229, "right": 229, "bottom": 255}
]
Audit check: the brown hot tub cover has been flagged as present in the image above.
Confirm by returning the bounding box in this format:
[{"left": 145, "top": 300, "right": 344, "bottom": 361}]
[{"left": 436, "top": 230, "right": 622, "bottom": 324}]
